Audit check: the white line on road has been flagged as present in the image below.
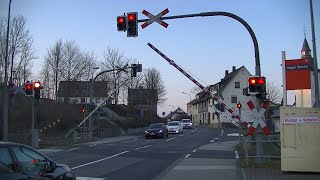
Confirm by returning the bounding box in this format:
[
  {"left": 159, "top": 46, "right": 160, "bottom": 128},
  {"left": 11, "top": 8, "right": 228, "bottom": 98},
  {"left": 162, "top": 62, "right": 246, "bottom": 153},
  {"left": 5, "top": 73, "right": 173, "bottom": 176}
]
[
  {"left": 214, "top": 137, "right": 218, "bottom": 140},
  {"left": 165, "top": 137, "right": 177, "bottom": 141},
  {"left": 179, "top": 134, "right": 184, "bottom": 136},
  {"left": 72, "top": 151, "right": 129, "bottom": 170},
  {"left": 89, "top": 144, "right": 97, "bottom": 147},
  {"left": 68, "top": 147, "right": 80, "bottom": 151},
  {"left": 192, "top": 149, "right": 197, "bottom": 153},
  {"left": 235, "top": 150, "right": 239, "bottom": 159},
  {"left": 186, "top": 132, "right": 192, "bottom": 135},
  {"left": 135, "top": 145, "right": 152, "bottom": 150},
  {"left": 185, "top": 154, "right": 191, "bottom": 158},
  {"left": 210, "top": 140, "right": 215, "bottom": 143}
]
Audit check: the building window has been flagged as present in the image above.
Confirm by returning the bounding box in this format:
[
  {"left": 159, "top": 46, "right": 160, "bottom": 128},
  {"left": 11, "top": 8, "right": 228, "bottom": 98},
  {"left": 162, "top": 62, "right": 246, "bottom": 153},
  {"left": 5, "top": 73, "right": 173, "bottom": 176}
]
[
  {"left": 81, "top": 98, "right": 85, "bottom": 103},
  {"left": 212, "top": 113, "right": 215, "bottom": 120},
  {"left": 235, "top": 82, "right": 240, "bottom": 88},
  {"left": 231, "top": 96, "right": 237, "bottom": 103}
]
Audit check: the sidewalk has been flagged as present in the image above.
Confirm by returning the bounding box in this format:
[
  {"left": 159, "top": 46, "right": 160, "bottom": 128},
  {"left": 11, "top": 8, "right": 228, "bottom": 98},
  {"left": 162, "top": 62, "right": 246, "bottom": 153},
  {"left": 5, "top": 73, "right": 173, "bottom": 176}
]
[
  {"left": 158, "top": 141, "right": 239, "bottom": 180},
  {"left": 39, "top": 135, "right": 138, "bottom": 155}
]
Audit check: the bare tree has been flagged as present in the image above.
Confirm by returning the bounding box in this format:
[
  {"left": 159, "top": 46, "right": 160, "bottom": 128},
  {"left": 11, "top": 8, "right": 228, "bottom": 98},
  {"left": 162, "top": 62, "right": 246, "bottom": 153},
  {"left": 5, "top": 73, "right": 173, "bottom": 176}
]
[
  {"left": 190, "top": 86, "right": 202, "bottom": 96},
  {"left": 39, "top": 60, "right": 51, "bottom": 98},
  {"left": 101, "top": 47, "right": 129, "bottom": 104},
  {"left": 0, "top": 15, "right": 35, "bottom": 84},
  {"left": 142, "top": 67, "right": 167, "bottom": 106},
  {"left": 267, "top": 81, "right": 282, "bottom": 103},
  {"left": 44, "top": 39, "right": 64, "bottom": 101}
]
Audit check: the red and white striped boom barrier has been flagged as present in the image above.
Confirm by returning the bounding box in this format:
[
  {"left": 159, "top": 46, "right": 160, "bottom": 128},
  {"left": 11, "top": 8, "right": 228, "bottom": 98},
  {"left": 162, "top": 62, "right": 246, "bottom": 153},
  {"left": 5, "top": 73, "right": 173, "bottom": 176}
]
[{"left": 147, "top": 42, "right": 251, "bottom": 128}]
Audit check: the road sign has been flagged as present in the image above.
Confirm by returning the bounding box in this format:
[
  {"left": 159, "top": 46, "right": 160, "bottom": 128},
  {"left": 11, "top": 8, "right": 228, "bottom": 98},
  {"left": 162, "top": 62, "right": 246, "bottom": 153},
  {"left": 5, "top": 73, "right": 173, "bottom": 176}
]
[
  {"left": 246, "top": 100, "right": 271, "bottom": 135},
  {"left": 141, "top": 8, "right": 169, "bottom": 29}
]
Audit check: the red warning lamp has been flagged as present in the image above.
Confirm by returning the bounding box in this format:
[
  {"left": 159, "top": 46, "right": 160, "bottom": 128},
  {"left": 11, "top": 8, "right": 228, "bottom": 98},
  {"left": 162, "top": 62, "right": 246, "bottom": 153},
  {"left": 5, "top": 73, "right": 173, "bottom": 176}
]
[
  {"left": 257, "top": 77, "right": 265, "bottom": 85},
  {"left": 117, "top": 16, "right": 127, "bottom": 32},
  {"left": 34, "top": 82, "right": 41, "bottom": 89},
  {"left": 128, "top": 14, "right": 135, "bottom": 21},
  {"left": 26, "top": 84, "right": 32, "bottom": 90},
  {"left": 237, "top": 103, "right": 242, "bottom": 109},
  {"left": 81, "top": 108, "right": 86, "bottom": 113},
  {"left": 249, "top": 77, "right": 256, "bottom": 85}
]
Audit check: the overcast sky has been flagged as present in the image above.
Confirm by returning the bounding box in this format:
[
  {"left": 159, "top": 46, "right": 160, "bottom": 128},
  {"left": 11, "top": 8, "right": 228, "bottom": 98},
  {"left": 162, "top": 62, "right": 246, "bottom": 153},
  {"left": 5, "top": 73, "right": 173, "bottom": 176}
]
[{"left": 1, "top": 0, "right": 319, "bottom": 116}]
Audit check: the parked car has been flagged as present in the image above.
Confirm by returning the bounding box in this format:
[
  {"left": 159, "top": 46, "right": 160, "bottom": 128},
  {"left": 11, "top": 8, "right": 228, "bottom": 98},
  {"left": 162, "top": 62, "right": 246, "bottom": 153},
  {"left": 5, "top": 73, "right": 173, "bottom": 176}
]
[
  {"left": 181, "top": 119, "right": 193, "bottom": 129},
  {"left": 145, "top": 123, "right": 169, "bottom": 139},
  {"left": 0, "top": 142, "right": 76, "bottom": 180},
  {"left": 167, "top": 121, "right": 184, "bottom": 134}
]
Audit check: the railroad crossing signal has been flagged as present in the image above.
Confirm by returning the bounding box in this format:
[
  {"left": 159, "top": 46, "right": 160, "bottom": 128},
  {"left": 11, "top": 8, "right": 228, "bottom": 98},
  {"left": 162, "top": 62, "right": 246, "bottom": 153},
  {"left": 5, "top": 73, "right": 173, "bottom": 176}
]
[
  {"left": 237, "top": 102, "right": 242, "bottom": 109},
  {"left": 24, "top": 82, "right": 33, "bottom": 96},
  {"left": 247, "top": 76, "right": 266, "bottom": 95},
  {"left": 131, "top": 63, "right": 142, "bottom": 77},
  {"left": 246, "top": 100, "right": 271, "bottom": 135},
  {"left": 34, "top": 81, "right": 41, "bottom": 99},
  {"left": 127, "top": 12, "right": 138, "bottom": 37},
  {"left": 141, "top": 8, "right": 169, "bottom": 29},
  {"left": 117, "top": 15, "right": 127, "bottom": 31}
]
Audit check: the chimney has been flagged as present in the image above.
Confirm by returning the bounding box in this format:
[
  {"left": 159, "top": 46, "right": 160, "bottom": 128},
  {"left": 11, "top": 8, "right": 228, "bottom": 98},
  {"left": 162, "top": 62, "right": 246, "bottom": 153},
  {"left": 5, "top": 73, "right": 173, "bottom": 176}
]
[
  {"left": 232, "top": 66, "right": 236, "bottom": 72},
  {"left": 225, "top": 70, "right": 228, "bottom": 76}
]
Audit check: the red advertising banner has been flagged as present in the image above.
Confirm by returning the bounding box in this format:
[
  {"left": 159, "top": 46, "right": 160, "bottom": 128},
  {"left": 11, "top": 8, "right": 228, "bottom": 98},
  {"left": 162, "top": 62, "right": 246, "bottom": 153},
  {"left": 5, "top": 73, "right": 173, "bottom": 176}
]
[{"left": 285, "top": 58, "right": 311, "bottom": 90}]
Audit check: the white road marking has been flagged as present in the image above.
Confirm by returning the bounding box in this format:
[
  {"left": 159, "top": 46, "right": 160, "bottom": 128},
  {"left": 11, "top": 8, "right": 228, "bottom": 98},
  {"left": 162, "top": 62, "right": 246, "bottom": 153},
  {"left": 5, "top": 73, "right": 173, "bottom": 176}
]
[
  {"left": 192, "top": 149, "right": 197, "bottom": 153},
  {"left": 214, "top": 137, "right": 218, "bottom": 140},
  {"left": 186, "top": 132, "right": 192, "bottom": 135},
  {"left": 227, "top": 133, "right": 243, "bottom": 137},
  {"left": 72, "top": 151, "right": 129, "bottom": 170},
  {"left": 135, "top": 145, "right": 152, "bottom": 150},
  {"left": 165, "top": 137, "right": 177, "bottom": 141},
  {"left": 179, "top": 134, "right": 184, "bottom": 136},
  {"left": 89, "top": 144, "right": 97, "bottom": 147},
  {"left": 235, "top": 150, "right": 239, "bottom": 159},
  {"left": 76, "top": 177, "right": 106, "bottom": 180},
  {"left": 68, "top": 147, "right": 80, "bottom": 151},
  {"left": 210, "top": 140, "right": 215, "bottom": 143},
  {"left": 185, "top": 154, "right": 191, "bottom": 158}
]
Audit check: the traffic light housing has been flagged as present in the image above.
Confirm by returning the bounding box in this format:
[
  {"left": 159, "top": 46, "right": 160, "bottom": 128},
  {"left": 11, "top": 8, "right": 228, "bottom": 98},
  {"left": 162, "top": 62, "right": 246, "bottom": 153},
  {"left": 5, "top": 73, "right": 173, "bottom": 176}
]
[
  {"left": 257, "top": 76, "right": 266, "bottom": 94},
  {"left": 24, "top": 82, "right": 33, "bottom": 96},
  {"left": 117, "top": 15, "right": 127, "bottom": 32},
  {"left": 248, "top": 76, "right": 259, "bottom": 95},
  {"left": 34, "top": 81, "right": 41, "bottom": 99},
  {"left": 127, "top": 12, "right": 138, "bottom": 37},
  {"left": 131, "top": 64, "right": 137, "bottom": 77}
]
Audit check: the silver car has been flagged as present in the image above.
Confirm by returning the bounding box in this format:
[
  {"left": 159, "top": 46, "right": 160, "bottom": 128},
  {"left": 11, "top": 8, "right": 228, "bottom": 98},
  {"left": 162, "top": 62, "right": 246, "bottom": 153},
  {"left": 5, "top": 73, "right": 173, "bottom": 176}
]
[
  {"left": 167, "top": 121, "right": 184, "bottom": 134},
  {"left": 181, "top": 119, "right": 193, "bottom": 129}
]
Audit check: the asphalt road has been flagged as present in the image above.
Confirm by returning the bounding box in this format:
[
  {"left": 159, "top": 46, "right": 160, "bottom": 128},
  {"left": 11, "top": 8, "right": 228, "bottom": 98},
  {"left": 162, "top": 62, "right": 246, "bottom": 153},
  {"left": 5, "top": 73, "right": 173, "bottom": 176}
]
[{"left": 46, "top": 126, "right": 238, "bottom": 180}]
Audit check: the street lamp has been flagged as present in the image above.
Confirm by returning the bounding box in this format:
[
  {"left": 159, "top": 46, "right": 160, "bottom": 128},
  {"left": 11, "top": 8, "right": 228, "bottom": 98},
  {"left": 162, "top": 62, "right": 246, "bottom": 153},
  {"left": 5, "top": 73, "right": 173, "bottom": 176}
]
[{"left": 182, "top": 92, "right": 191, "bottom": 102}]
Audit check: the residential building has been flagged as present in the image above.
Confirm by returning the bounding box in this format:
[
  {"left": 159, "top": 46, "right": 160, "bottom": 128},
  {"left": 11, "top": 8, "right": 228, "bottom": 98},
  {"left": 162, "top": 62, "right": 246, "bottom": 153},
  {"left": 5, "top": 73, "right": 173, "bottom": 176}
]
[
  {"left": 165, "top": 107, "right": 189, "bottom": 122},
  {"left": 189, "top": 66, "right": 259, "bottom": 127},
  {"left": 57, "top": 81, "right": 111, "bottom": 105}
]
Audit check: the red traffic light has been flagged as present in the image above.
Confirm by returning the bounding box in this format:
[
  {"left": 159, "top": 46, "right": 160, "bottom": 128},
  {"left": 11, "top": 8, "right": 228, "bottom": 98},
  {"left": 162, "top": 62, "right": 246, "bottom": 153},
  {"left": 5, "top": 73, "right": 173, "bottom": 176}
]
[
  {"left": 117, "top": 17, "right": 125, "bottom": 24},
  {"left": 81, "top": 108, "right": 85, "bottom": 113},
  {"left": 237, "top": 103, "right": 242, "bottom": 109},
  {"left": 128, "top": 14, "right": 135, "bottom": 21},
  {"left": 257, "top": 77, "right": 265, "bottom": 85},
  {"left": 34, "top": 82, "right": 41, "bottom": 89},
  {"left": 248, "top": 77, "right": 256, "bottom": 85},
  {"left": 25, "top": 84, "right": 32, "bottom": 90}
]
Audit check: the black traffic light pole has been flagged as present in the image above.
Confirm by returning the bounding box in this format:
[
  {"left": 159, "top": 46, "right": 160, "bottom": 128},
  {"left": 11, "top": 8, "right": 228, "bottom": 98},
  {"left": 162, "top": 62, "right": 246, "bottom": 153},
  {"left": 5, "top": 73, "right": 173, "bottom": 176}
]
[{"left": 138, "top": 11, "right": 264, "bottom": 162}]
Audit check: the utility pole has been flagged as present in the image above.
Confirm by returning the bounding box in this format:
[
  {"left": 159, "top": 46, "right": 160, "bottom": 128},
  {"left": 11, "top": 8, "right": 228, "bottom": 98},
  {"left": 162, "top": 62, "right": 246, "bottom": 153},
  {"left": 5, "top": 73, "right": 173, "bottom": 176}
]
[
  {"left": 310, "top": 0, "right": 319, "bottom": 107},
  {"left": 218, "top": 82, "right": 221, "bottom": 144}
]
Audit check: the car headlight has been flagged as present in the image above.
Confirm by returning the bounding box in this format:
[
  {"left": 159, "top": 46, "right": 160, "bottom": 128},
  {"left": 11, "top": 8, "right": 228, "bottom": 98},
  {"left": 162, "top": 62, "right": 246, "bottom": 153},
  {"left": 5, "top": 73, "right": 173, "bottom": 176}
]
[
  {"left": 145, "top": 131, "right": 149, "bottom": 133},
  {"left": 65, "top": 171, "right": 74, "bottom": 178},
  {"left": 159, "top": 130, "right": 162, "bottom": 133}
]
